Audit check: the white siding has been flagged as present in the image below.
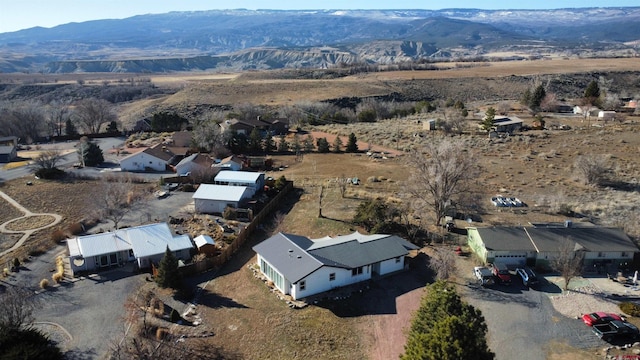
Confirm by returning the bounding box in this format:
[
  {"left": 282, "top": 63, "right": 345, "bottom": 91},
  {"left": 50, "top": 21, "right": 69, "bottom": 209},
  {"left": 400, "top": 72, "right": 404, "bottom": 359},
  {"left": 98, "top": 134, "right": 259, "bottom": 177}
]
[
  {"left": 291, "top": 265, "right": 374, "bottom": 300},
  {"left": 120, "top": 153, "right": 166, "bottom": 172},
  {"left": 194, "top": 199, "right": 238, "bottom": 214},
  {"left": 379, "top": 257, "right": 406, "bottom": 275}
]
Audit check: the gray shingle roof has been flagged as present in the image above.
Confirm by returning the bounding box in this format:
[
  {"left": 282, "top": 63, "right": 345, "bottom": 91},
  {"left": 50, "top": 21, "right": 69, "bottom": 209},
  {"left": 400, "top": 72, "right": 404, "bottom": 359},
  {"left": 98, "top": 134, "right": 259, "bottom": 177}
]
[
  {"left": 526, "top": 227, "right": 638, "bottom": 253},
  {"left": 475, "top": 227, "right": 537, "bottom": 251},
  {"left": 252, "top": 233, "right": 323, "bottom": 284},
  {"left": 252, "top": 232, "right": 418, "bottom": 283}
]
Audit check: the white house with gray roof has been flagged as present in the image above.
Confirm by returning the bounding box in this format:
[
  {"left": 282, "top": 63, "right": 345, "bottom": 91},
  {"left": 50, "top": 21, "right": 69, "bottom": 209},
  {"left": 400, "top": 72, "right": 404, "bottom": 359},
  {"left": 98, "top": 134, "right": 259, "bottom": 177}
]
[
  {"left": 66, "top": 222, "right": 193, "bottom": 275},
  {"left": 252, "top": 231, "right": 419, "bottom": 300}
]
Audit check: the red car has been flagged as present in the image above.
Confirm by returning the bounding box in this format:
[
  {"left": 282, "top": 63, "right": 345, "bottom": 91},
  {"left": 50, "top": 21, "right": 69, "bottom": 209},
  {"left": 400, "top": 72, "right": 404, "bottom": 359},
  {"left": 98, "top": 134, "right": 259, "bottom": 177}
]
[{"left": 582, "top": 312, "right": 624, "bottom": 327}]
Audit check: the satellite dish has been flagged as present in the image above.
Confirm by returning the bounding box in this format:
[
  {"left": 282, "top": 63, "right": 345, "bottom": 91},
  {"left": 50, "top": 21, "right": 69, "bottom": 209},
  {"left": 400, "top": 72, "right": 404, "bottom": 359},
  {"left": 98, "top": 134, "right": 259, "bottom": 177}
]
[{"left": 73, "top": 257, "right": 85, "bottom": 266}]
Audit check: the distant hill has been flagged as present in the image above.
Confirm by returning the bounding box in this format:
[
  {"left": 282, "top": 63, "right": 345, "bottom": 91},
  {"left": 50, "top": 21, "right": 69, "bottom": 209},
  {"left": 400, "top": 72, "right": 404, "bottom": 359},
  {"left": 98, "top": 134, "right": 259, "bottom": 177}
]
[{"left": 0, "top": 8, "right": 639, "bottom": 73}]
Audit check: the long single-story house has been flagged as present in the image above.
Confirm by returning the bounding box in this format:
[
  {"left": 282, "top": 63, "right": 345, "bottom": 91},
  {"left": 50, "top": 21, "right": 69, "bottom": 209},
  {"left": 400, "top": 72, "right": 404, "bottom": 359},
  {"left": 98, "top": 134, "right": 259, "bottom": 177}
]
[
  {"left": 253, "top": 231, "right": 419, "bottom": 300},
  {"left": 120, "top": 144, "right": 174, "bottom": 172},
  {"left": 214, "top": 170, "right": 265, "bottom": 197},
  {"left": 467, "top": 223, "right": 639, "bottom": 273},
  {"left": 66, "top": 222, "right": 193, "bottom": 275},
  {"left": 192, "top": 184, "right": 252, "bottom": 214}
]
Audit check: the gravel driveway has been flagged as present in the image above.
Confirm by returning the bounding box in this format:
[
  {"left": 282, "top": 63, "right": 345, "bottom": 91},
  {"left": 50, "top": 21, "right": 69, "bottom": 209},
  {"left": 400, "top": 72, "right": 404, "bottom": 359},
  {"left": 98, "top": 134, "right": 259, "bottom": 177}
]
[{"left": 3, "top": 244, "right": 145, "bottom": 359}]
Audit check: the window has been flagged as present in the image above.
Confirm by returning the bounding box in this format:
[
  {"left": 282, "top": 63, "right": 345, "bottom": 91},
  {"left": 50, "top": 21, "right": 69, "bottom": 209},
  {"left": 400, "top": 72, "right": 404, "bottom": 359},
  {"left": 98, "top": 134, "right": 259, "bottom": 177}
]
[
  {"left": 622, "top": 252, "right": 628, "bottom": 257},
  {"left": 395, "top": 257, "right": 401, "bottom": 263},
  {"left": 300, "top": 281, "right": 306, "bottom": 291},
  {"left": 598, "top": 252, "right": 604, "bottom": 258},
  {"left": 351, "top": 266, "right": 363, "bottom": 276},
  {"left": 329, "top": 273, "right": 336, "bottom": 281}
]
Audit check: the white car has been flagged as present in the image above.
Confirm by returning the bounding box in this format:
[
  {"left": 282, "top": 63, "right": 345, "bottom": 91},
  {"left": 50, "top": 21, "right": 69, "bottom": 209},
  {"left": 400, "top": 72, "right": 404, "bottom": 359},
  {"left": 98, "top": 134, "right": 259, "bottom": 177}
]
[{"left": 474, "top": 266, "right": 495, "bottom": 286}]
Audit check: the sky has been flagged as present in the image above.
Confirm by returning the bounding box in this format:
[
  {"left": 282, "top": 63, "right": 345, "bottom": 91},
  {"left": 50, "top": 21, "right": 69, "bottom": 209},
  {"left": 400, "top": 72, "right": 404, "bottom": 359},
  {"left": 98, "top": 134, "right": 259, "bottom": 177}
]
[{"left": 1, "top": 0, "right": 638, "bottom": 33}]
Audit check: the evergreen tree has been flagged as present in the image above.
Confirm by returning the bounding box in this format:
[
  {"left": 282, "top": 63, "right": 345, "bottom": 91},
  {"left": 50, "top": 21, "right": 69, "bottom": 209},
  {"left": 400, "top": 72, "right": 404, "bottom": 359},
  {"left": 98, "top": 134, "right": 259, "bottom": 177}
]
[
  {"left": 65, "top": 119, "right": 78, "bottom": 136},
  {"left": 530, "top": 84, "right": 546, "bottom": 111},
  {"left": 584, "top": 80, "right": 602, "bottom": 107},
  {"left": 249, "top": 128, "right": 263, "bottom": 154},
  {"left": 106, "top": 120, "right": 119, "bottom": 134},
  {"left": 346, "top": 133, "right": 358, "bottom": 153},
  {"left": 303, "top": 134, "right": 316, "bottom": 152},
  {"left": 480, "top": 107, "right": 496, "bottom": 132},
  {"left": 277, "top": 135, "right": 289, "bottom": 153},
  {"left": 401, "top": 280, "right": 494, "bottom": 360},
  {"left": 316, "top": 137, "right": 330, "bottom": 153},
  {"left": 77, "top": 140, "right": 104, "bottom": 167},
  {"left": 263, "top": 135, "right": 276, "bottom": 154},
  {"left": 155, "top": 246, "right": 181, "bottom": 289},
  {"left": 332, "top": 136, "right": 343, "bottom": 153},
  {"left": 150, "top": 112, "right": 188, "bottom": 132},
  {"left": 290, "top": 135, "right": 302, "bottom": 154}
]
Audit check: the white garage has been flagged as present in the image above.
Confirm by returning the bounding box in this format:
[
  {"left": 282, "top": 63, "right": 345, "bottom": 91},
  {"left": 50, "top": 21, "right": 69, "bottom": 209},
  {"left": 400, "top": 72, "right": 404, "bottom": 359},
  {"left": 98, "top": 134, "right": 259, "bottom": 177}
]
[{"left": 192, "top": 184, "right": 251, "bottom": 214}]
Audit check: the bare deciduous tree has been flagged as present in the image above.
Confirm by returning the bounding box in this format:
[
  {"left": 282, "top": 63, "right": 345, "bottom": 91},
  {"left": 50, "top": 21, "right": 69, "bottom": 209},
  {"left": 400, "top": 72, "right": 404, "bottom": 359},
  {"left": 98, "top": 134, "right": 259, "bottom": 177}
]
[
  {"left": 573, "top": 154, "right": 610, "bottom": 186},
  {"left": 429, "top": 247, "right": 457, "bottom": 280},
  {"left": 551, "top": 237, "right": 585, "bottom": 291},
  {"left": 336, "top": 176, "right": 350, "bottom": 198},
  {"left": 407, "top": 138, "right": 479, "bottom": 226},
  {"left": 94, "top": 175, "right": 147, "bottom": 229},
  {"left": 0, "top": 287, "right": 35, "bottom": 331},
  {"left": 45, "top": 100, "right": 72, "bottom": 137},
  {"left": 74, "top": 98, "right": 117, "bottom": 134},
  {"left": 191, "top": 115, "right": 225, "bottom": 154}
]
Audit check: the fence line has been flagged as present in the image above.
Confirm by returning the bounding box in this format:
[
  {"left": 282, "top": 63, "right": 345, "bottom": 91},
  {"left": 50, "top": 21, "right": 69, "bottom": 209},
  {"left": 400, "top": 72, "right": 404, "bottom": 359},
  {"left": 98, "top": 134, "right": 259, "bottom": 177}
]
[{"left": 180, "top": 181, "right": 293, "bottom": 277}]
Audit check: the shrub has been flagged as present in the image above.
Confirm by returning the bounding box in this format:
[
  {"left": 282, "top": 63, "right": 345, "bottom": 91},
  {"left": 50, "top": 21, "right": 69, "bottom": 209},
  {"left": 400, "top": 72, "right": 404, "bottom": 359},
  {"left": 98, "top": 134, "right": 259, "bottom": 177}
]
[
  {"left": 51, "top": 229, "right": 67, "bottom": 243},
  {"left": 13, "top": 257, "right": 20, "bottom": 269},
  {"left": 156, "top": 327, "right": 169, "bottom": 340},
  {"left": 34, "top": 168, "right": 65, "bottom": 179},
  {"left": 223, "top": 207, "right": 237, "bottom": 220},
  {"left": 39, "top": 279, "right": 50, "bottom": 289},
  {"left": 620, "top": 302, "right": 640, "bottom": 317},
  {"left": 3, "top": 268, "right": 9, "bottom": 277},
  {"left": 68, "top": 222, "right": 85, "bottom": 235},
  {"left": 52, "top": 272, "right": 63, "bottom": 283}
]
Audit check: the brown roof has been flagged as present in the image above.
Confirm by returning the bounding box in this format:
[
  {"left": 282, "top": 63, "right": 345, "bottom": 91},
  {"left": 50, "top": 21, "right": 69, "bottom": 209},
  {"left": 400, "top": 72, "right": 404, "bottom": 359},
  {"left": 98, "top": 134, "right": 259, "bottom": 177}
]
[{"left": 143, "top": 144, "right": 174, "bottom": 161}]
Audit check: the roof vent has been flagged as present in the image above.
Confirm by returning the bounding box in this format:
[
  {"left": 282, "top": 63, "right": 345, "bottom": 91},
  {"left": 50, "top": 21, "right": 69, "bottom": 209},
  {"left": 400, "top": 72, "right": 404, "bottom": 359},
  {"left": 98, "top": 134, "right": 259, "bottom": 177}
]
[
  {"left": 564, "top": 220, "right": 572, "bottom": 228},
  {"left": 288, "top": 249, "right": 293, "bottom": 253},
  {"left": 297, "top": 255, "right": 302, "bottom": 259}
]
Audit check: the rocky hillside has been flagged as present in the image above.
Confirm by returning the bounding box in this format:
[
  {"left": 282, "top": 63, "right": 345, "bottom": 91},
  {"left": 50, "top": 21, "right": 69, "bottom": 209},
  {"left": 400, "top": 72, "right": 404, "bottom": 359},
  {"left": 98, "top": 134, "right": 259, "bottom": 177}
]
[{"left": 0, "top": 8, "right": 639, "bottom": 73}]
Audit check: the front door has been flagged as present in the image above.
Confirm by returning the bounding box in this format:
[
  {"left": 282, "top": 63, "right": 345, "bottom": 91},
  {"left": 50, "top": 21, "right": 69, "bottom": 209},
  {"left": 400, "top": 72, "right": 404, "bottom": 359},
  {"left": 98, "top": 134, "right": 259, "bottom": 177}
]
[{"left": 372, "top": 262, "right": 381, "bottom": 276}]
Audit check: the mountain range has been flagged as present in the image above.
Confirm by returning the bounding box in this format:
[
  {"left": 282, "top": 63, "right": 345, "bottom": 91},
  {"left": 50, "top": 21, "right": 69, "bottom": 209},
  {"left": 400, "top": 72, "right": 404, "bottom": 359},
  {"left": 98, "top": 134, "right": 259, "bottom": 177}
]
[{"left": 0, "top": 8, "right": 639, "bottom": 73}]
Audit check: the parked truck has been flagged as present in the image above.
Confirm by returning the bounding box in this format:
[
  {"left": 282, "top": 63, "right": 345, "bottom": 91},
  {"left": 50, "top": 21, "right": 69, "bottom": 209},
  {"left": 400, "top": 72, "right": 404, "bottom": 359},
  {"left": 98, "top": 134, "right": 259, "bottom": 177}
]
[{"left": 592, "top": 320, "right": 640, "bottom": 342}]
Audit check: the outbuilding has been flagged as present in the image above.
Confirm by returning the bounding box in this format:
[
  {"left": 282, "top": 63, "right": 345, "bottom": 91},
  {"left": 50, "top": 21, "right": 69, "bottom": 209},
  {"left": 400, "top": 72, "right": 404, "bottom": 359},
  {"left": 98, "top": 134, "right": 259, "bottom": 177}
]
[{"left": 192, "top": 184, "right": 251, "bottom": 214}]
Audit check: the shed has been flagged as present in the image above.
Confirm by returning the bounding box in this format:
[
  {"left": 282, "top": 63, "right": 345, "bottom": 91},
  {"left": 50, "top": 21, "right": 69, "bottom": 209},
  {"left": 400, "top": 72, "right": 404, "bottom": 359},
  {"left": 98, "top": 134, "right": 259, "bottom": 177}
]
[{"left": 194, "top": 234, "right": 217, "bottom": 256}]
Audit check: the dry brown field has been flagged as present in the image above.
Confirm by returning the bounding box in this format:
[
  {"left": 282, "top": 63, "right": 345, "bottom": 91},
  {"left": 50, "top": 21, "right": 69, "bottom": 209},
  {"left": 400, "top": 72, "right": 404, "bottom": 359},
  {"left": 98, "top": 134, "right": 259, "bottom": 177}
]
[{"left": 3, "top": 58, "right": 640, "bottom": 358}]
